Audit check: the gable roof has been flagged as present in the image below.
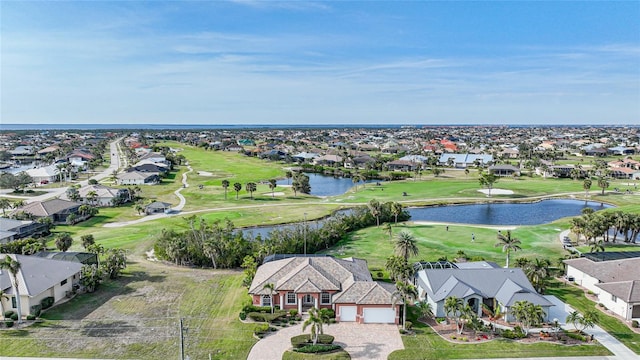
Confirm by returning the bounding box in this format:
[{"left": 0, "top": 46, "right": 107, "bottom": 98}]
[
  {"left": 332, "top": 281, "right": 397, "bottom": 305},
  {"left": 0, "top": 254, "right": 82, "bottom": 296},
  {"left": 595, "top": 280, "right": 640, "bottom": 303},
  {"left": 417, "top": 268, "right": 552, "bottom": 307}
]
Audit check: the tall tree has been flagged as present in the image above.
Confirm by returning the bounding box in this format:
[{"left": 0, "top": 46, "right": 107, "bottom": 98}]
[
  {"left": 368, "top": 199, "right": 382, "bottom": 226},
  {"left": 391, "top": 281, "right": 418, "bottom": 331},
  {"left": 0, "top": 255, "right": 23, "bottom": 323},
  {"left": 233, "top": 182, "right": 242, "bottom": 200},
  {"left": 245, "top": 182, "right": 257, "bottom": 199},
  {"left": 302, "top": 307, "right": 331, "bottom": 345},
  {"left": 391, "top": 202, "right": 403, "bottom": 224},
  {"left": 583, "top": 178, "right": 592, "bottom": 199},
  {"left": 268, "top": 179, "right": 277, "bottom": 198},
  {"left": 597, "top": 176, "right": 609, "bottom": 195},
  {"left": 383, "top": 222, "right": 393, "bottom": 242},
  {"left": 394, "top": 231, "right": 419, "bottom": 261},
  {"left": 444, "top": 296, "right": 464, "bottom": 333},
  {"left": 81, "top": 234, "right": 95, "bottom": 250},
  {"left": 221, "top": 180, "right": 230, "bottom": 200},
  {"left": 285, "top": 170, "right": 293, "bottom": 185},
  {"left": 495, "top": 230, "right": 521, "bottom": 268},
  {"left": 0, "top": 198, "right": 10, "bottom": 216},
  {"left": 263, "top": 283, "right": 276, "bottom": 314},
  {"left": 55, "top": 233, "right": 73, "bottom": 252},
  {"left": 479, "top": 173, "right": 499, "bottom": 197}
]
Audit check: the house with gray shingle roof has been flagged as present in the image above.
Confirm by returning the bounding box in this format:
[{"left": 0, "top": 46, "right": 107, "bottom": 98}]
[
  {"left": 248, "top": 256, "right": 400, "bottom": 324},
  {"left": 0, "top": 254, "right": 82, "bottom": 319},
  {"left": 415, "top": 264, "right": 553, "bottom": 322},
  {"left": 15, "top": 199, "right": 82, "bottom": 224},
  {"left": 565, "top": 255, "right": 640, "bottom": 321}
]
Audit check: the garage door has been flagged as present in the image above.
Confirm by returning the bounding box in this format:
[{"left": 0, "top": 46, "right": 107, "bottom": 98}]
[
  {"left": 363, "top": 308, "right": 395, "bottom": 324},
  {"left": 340, "top": 306, "right": 357, "bottom": 322}
]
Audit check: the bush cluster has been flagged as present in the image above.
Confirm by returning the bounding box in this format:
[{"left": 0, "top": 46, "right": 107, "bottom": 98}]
[
  {"left": 239, "top": 311, "right": 247, "bottom": 320},
  {"left": 247, "top": 310, "right": 287, "bottom": 323},
  {"left": 501, "top": 327, "right": 526, "bottom": 339},
  {"left": 253, "top": 323, "right": 270, "bottom": 338},
  {"left": 632, "top": 320, "right": 638, "bottom": 328},
  {"left": 9, "top": 313, "right": 19, "bottom": 321},
  {"left": 4, "top": 311, "right": 15, "bottom": 319},
  {"left": 290, "top": 334, "right": 334, "bottom": 348},
  {"left": 4, "top": 320, "right": 14, "bottom": 328},
  {"left": 294, "top": 344, "right": 341, "bottom": 354},
  {"left": 41, "top": 296, "right": 54, "bottom": 309},
  {"left": 26, "top": 315, "right": 37, "bottom": 321},
  {"left": 30, "top": 304, "right": 42, "bottom": 317}
]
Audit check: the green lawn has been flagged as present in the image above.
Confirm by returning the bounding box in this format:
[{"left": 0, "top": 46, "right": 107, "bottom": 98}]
[
  {"left": 546, "top": 280, "right": 640, "bottom": 354},
  {"left": 388, "top": 307, "right": 611, "bottom": 359}
]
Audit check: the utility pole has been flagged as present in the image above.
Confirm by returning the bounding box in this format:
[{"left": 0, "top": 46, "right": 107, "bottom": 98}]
[{"left": 179, "top": 317, "right": 185, "bottom": 360}]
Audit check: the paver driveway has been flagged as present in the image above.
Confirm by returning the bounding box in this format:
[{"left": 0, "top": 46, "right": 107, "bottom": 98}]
[{"left": 247, "top": 322, "right": 403, "bottom": 360}]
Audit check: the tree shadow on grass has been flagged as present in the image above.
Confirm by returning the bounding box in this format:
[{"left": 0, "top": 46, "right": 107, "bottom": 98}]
[{"left": 80, "top": 320, "right": 137, "bottom": 337}]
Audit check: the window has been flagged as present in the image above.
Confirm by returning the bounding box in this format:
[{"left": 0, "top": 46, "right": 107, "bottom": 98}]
[
  {"left": 612, "top": 294, "right": 617, "bottom": 303},
  {"left": 262, "top": 295, "right": 271, "bottom": 307},
  {"left": 12, "top": 297, "right": 16, "bottom": 309},
  {"left": 321, "top": 292, "right": 331, "bottom": 304},
  {"left": 287, "top": 292, "right": 296, "bottom": 304},
  {"left": 60, "top": 279, "right": 68, "bottom": 286}
]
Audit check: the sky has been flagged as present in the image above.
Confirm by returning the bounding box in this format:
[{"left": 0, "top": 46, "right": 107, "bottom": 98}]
[{"left": 1, "top": 1, "right": 639, "bottom": 126}]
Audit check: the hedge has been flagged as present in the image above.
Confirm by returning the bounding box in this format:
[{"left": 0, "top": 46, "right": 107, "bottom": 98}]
[
  {"left": 291, "top": 334, "right": 335, "bottom": 348},
  {"left": 4, "top": 320, "right": 14, "bottom": 328},
  {"left": 294, "top": 344, "right": 342, "bottom": 353},
  {"left": 248, "top": 311, "right": 287, "bottom": 323},
  {"left": 242, "top": 304, "right": 272, "bottom": 313},
  {"left": 30, "top": 304, "right": 42, "bottom": 317},
  {"left": 41, "top": 296, "right": 55, "bottom": 309},
  {"left": 4, "top": 311, "right": 15, "bottom": 319}
]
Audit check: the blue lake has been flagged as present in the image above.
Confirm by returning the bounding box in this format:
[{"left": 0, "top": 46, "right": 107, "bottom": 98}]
[
  {"left": 407, "top": 199, "right": 613, "bottom": 226},
  {"left": 276, "top": 173, "right": 381, "bottom": 197}
]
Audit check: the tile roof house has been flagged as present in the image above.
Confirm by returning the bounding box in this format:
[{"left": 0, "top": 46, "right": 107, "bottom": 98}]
[
  {"left": 61, "top": 184, "right": 129, "bottom": 207},
  {"left": 116, "top": 171, "right": 160, "bottom": 186},
  {"left": 564, "top": 255, "right": 640, "bottom": 321},
  {"left": 16, "top": 199, "right": 82, "bottom": 224},
  {"left": 415, "top": 264, "right": 554, "bottom": 322},
  {"left": 0, "top": 254, "right": 82, "bottom": 319},
  {"left": 249, "top": 256, "right": 400, "bottom": 324},
  {"left": 0, "top": 217, "right": 49, "bottom": 243}
]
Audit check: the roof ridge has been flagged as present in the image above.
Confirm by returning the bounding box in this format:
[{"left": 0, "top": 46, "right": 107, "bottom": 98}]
[{"left": 356, "top": 282, "right": 377, "bottom": 304}]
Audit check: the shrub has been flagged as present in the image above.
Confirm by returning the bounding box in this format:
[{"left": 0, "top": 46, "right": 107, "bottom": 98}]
[
  {"left": 10, "top": 313, "right": 19, "bottom": 321},
  {"left": 5, "top": 320, "right": 14, "bottom": 328},
  {"left": 294, "top": 344, "right": 341, "bottom": 354},
  {"left": 26, "top": 315, "right": 37, "bottom": 321},
  {"left": 291, "top": 334, "right": 335, "bottom": 348},
  {"left": 248, "top": 311, "right": 287, "bottom": 323},
  {"left": 501, "top": 328, "right": 526, "bottom": 339},
  {"left": 404, "top": 321, "right": 413, "bottom": 330},
  {"left": 566, "top": 331, "right": 587, "bottom": 342},
  {"left": 30, "top": 304, "right": 42, "bottom": 317},
  {"left": 243, "top": 304, "right": 272, "bottom": 313},
  {"left": 253, "top": 323, "right": 269, "bottom": 338},
  {"left": 4, "top": 311, "right": 15, "bottom": 319},
  {"left": 239, "top": 311, "right": 247, "bottom": 320},
  {"left": 451, "top": 335, "right": 457, "bottom": 340},
  {"left": 41, "top": 296, "right": 54, "bottom": 309},
  {"left": 587, "top": 290, "right": 595, "bottom": 295},
  {"left": 377, "top": 271, "right": 384, "bottom": 278},
  {"left": 632, "top": 320, "right": 639, "bottom": 328},
  {"left": 324, "top": 308, "right": 335, "bottom": 319},
  {"left": 288, "top": 309, "right": 298, "bottom": 317}
]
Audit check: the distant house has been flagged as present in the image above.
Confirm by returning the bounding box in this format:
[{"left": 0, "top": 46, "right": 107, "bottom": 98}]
[
  {"left": 438, "top": 154, "right": 493, "bottom": 168},
  {"left": 609, "top": 167, "right": 640, "bottom": 180},
  {"left": 607, "top": 146, "right": 635, "bottom": 156},
  {"left": 249, "top": 256, "right": 400, "bottom": 324},
  {"left": 138, "top": 152, "right": 170, "bottom": 166},
  {"left": 314, "top": 155, "right": 343, "bottom": 166},
  {"left": 26, "top": 165, "right": 59, "bottom": 184},
  {"left": 9, "top": 146, "right": 36, "bottom": 157},
  {"left": 414, "top": 262, "right": 554, "bottom": 322},
  {"left": 399, "top": 155, "right": 428, "bottom": 163},
  {"left": 564, "top": 253, "right": 640, "bottom": 321},
  {"left": 16, "top": 199, "right": 82, "bottom": 224},
  {"left": 127, "top": 163, "right": 169, "bottom": 175},
  {"left": 489, "top": 165, "right": 521, "bottom": 177},
  {"left": 67, "top": 150, "right": 95, "bottom": 168},
  {"left": 0, "top": 254, "right": 82, "bottom": 319},
  {"left": 65, "top": 184, "right": 129, "bottom": 206},
  {"left": 386, "top": 160, "right": 419, "bottom": 172},
  {"left": 292, "top": 152, "right": 319, "bottom": 163},
  {"left": 116, "top": 171, "right": 160, "bottom": 186},
  {"left": 0, "top": 217, "right": 49, "bottom": 243},
  {"left": 145, "top": 201, "right": 172, "bottom": 215}
]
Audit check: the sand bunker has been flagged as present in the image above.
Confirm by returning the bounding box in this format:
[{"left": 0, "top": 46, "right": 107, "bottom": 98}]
[
  {"left": 478, "top": 188, "right": 514, "bottom": 195},
  {"left": 263, "top": 192, "right": 285, "bottom": 196},
  {"left": 198, "top": 171, "right": 214, "bottom": 176}
]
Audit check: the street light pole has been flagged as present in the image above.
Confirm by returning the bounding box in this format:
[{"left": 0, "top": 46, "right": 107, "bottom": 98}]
[{"left": 303, "top": 213, "right": 307, "bottom": 256}]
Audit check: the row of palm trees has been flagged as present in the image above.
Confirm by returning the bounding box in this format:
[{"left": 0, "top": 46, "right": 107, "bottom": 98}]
[{"left": 571, "top": 208, "right": 640, "bottom": 246}]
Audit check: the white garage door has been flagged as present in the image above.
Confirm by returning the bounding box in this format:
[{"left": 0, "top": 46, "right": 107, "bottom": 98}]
[
  {"left": 340, "top": 306, "right": 357, "bottom": 322},
  {"left": 363, "top": 308, "right": 395, "bottom": 324}
]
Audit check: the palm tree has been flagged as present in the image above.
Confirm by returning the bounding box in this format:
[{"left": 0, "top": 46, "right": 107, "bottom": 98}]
[
  {"left": 417, "top": 301, "right": 434, "bottom": 321},
  {"left": 86, "top": 191, "right": 98, "bottom": 206},
  {"left": 391, "top": 281, "right": 418, "bottom": 331},
  {"left": 0, "top": 255, "right": 23, "bottom": 323},
  {"left": 479, "top": 173, "right": 498, "bottom": 197},
  {"left": 511, "top": 300, "right": 544, "bottom": 335},
  {"left": 391, "top": 202, "right": 403, "bottom": 224},
  {"left": 583, "top": 178, "right": 592, "bottom": 199},
  {"left": 246, "top": 182, "right": 257, "bottom": 199},
  {"left": 597, "top": 176, "right": 609, "bottom": 195},
  {"left": 263, "top": 283, "right": 276, "bottom": 314},
  {"left": 524, "top": 258, "right": 550, "bottom": 293},
  {"left": 302, "top": 307, "right": 331, "bottom": 345},
  {"left": 394, "top": 231, "right": 419, "bottom": 261},
  {"left": 385, "top": 255, "right": 412, "bottom": 282},
  {"left": 233, "top": 182, "right": 242, "bottom": 200},
  {"left": 444, "top": 296, "right": 463, "bottom": 331},
  {"left": 495, "top": 230, "right": 522, "bottom": 268},
  {"left": 566, "top": 310, "right": 582, "bottom": 331},
  {"left": 383, "top": 222, "right": 393, "bottom": 242},
  {"left": 589, "top": 239, "right": 605, "bottom": 253},
  {"left": 268, "top": 179, "right": 277, "bottom": 197},
  {"left": 221, "top": 180, "right": 230, "bottom": 200},
  {"left": 55, "top": 233, "right": 73, "bottom": 252},
  {"left": 481, "top": 303, "right": 503, "bottom": 333},
  {"left": 368, "top": 199, "right": 381, "bottom": 227},
  {"left": 0, "top": 198, "right": 11, "bottom": 216},
  {"left": 285, "top": 170, "right": 293, "bottom": 185}
]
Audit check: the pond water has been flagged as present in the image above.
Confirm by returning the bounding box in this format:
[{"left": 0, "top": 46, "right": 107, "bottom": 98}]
[
  {"left": 407, "top": 199, "right": 613, "bottom": 226},
  {"left": 276, "top": 172, "right": 381, "bottom": 197}
]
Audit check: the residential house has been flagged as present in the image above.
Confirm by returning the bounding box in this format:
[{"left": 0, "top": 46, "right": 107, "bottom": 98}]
[
  {"left": 66, "top": 150, "right": 95, "bottom": 168},
  {"left": 0, "top": 217, "right": 49, "bottom": 244},
  {"left": 116, "top": 171, "right": 160, "bottom": 186},
  {"left": 127, "top": 163, "right": 170, "bottom": 175},
  {"left": 34, "top": 251, "right": 98, "bottom": 266},
  {"left": 564, "top": 253, "right": 640, "bottom": 321},
  {"left": 9, "top": 146, "right": 36, "bottom": 157},
  {"left": 488, "top": 165, "right": 521, "bottom": 177},
  {"left": 291, "top": 152, "right": 319, "bottom": 163},
  {"left": 607, "top": 146, "right": 636, "bottom": 156},
  {"left": 438, "top": 154, "right": 493, "bottom": 168},
  {"left": 25, "top": 164, "right": 59, "bottom": 184},
  {"left": 0, "top": 254, "right": 82, "bottom": 319},
  {"left": 145, "top": 201, "right": 173, "bottom": 215},
  {"left": 386, "top": 160, "right": 419, "bottom": 172},
  {"left": 414, "top": 262, "right": 554, "bottom": 322},
  {"left": 63, "top": 184, "right": 129, "bottom": 207},
  {"left": 16, "top": 199, "right": 82, "bottom": 224},
  {"left": 248, "top": 255, "right": 400, "bottom": 324},
  {"left": 314, "top": 155, "right": 343, "bottom": 167},
  {"left": 138, "top": 152, "right": 170, "bottom": 166}
]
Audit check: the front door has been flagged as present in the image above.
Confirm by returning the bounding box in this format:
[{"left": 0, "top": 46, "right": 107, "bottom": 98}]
[{"left": 303, "top": 294, "right": 314, "bottom": 306}]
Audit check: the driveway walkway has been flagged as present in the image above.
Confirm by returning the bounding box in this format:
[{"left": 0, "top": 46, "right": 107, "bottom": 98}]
[{"left": 247, "top": 322, "right": 403, "bottom": 360}]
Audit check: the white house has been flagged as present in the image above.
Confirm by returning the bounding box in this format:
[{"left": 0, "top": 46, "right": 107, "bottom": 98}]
[
  {"left": 564, "top": 254, "right": 640, "bottom": 321},
  {"left": 116, "top": 171, "right": 160, "bottom": 186},
  {"left": 0, "top": 254, "right": 82, "bottom": 319},
  {"left": 25, "top": 165, "right": 60, "bottom": 184}
]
